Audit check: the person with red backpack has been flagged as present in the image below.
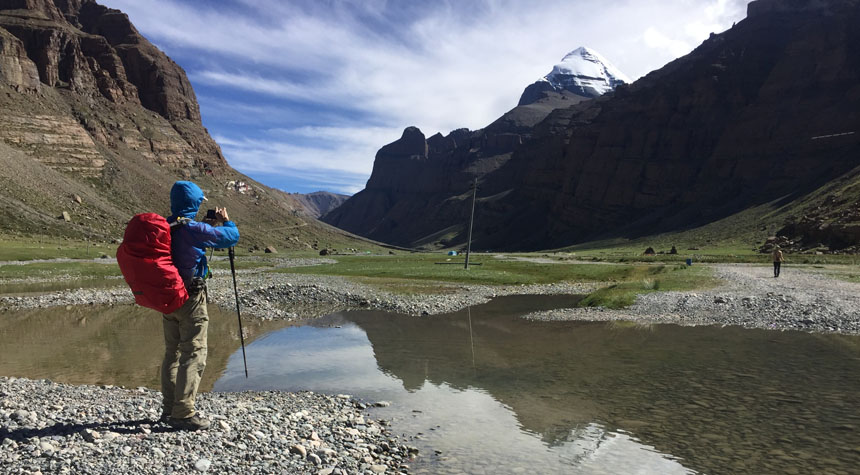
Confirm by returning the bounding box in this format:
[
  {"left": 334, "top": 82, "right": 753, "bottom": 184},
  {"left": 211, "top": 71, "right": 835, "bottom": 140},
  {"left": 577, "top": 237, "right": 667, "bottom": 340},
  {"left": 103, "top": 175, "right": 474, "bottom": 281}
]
[{"left": 161, "top": 180, "right": 239, "bottom": 431}]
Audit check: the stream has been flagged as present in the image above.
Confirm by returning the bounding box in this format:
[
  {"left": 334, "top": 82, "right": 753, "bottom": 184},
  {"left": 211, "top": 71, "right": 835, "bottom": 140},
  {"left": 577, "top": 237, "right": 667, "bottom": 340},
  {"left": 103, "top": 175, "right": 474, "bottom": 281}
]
[{"left": 1, "top": 295, "right": 859, "bottom": 473}]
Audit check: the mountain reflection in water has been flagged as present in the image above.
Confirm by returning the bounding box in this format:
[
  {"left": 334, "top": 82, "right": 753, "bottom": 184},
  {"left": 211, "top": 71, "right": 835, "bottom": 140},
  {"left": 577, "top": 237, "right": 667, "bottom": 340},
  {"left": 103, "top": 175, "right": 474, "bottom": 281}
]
[{"left": 215, "top": 295, "right": 860, "bottom": 474}]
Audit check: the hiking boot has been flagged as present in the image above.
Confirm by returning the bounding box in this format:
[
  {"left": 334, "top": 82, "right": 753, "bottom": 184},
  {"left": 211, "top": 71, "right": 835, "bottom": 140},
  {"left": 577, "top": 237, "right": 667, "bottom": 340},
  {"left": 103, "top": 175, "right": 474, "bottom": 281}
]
[{"left": 167, "top": 414, "right": 210, "bottom": 431}]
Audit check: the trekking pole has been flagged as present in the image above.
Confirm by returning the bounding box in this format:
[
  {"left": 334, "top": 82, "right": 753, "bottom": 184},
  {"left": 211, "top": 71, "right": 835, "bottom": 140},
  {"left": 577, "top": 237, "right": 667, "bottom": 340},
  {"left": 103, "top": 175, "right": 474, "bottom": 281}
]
[{"left": 228, "top": 247, "right": 249, "bottom": 378}]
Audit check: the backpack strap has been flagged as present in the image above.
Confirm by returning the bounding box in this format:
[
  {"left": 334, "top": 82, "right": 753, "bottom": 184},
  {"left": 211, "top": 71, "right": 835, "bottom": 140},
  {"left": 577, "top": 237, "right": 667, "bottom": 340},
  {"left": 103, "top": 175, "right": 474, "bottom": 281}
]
[{"left": 170, "top": 217, "right": 191, "bottom": 227}]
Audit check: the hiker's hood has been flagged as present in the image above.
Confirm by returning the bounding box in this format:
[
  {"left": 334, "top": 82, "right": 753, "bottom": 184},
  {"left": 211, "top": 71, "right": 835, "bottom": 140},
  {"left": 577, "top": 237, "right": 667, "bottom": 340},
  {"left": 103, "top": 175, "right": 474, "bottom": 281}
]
[{"left": 169, "top": 181, "right": 206, "bottom": 219}]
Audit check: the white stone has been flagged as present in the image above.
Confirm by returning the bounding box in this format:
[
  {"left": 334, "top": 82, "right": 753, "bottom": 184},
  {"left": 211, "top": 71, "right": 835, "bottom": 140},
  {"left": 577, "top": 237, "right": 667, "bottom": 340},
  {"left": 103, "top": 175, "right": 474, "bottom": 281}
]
[{"left": 194, "top": 458, "right": 211, "bottom": 472}]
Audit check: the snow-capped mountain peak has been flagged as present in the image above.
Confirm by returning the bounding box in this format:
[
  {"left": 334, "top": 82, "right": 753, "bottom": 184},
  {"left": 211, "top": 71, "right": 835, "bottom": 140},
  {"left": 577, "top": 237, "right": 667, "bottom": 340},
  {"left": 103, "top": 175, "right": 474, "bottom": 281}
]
[
  {"left": 518, "top": 46, "right": 631, "bottom": 105},
  {"left": 545, "top": 46, "right": 631, "bottom": 96}
]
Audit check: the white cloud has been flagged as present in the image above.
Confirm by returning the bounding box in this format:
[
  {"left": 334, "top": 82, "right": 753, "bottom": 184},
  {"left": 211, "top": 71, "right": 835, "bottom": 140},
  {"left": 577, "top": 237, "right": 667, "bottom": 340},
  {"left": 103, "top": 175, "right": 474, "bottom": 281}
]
[
  {"left": 103, "top": 0, "right": 748, "bottom": 193},
  {"left": 213, "top": 124, "right": 402, "bottom": 194},
  {"left": 643, "top": 27, "right": 694, "bottom": 58}
]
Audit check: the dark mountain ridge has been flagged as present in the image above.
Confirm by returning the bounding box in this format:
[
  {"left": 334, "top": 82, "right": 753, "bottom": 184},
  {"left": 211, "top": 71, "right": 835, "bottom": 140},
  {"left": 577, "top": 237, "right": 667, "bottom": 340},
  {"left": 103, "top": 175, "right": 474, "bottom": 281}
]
[{"left": 325, "top": 0, "right": 860, "bottom": 251}]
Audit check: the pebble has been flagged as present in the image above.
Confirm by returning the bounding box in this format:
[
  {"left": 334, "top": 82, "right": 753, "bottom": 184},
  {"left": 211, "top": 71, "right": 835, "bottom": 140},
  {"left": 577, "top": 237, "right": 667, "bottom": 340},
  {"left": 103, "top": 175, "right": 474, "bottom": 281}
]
[
  {"left": 194, "top": 458, "right": 211, "bottom": 472},
  {"left": 0, "top": 377, "right": 415, "bottom": 474},
  {"left": 290, "top": 444, "right": 307, "bottom": 458}
]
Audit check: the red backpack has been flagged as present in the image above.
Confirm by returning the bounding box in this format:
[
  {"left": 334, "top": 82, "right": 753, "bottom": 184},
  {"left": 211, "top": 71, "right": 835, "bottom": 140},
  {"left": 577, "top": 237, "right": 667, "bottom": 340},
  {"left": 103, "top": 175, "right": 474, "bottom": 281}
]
[{"left": 116, "top": 213, "right": 189, "bottom": 314}]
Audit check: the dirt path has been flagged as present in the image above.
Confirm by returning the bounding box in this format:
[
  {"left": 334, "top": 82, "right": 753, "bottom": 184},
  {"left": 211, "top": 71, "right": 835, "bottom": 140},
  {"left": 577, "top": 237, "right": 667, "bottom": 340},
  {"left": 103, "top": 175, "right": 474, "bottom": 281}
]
[{"left": 528, "top": 264, "right": 860, "bottom": 335}]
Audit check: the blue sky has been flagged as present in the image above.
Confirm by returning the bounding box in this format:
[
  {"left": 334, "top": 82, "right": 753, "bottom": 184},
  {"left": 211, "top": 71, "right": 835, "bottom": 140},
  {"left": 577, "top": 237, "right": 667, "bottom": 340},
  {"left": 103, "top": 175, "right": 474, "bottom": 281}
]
[{"left": 100, "top": 0, "right": 747, "bottom": 195}]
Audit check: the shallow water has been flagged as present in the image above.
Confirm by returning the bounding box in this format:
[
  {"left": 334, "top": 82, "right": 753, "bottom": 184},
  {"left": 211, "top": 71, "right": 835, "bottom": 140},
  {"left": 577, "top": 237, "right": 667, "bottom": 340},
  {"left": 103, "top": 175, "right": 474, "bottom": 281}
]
[
  {"left": 0, "top": 303, "right": 291, "bottom": 391},
  {"left": 2, "top": 296, "right": 859, "bottom": 473},
  {"left": 213, "top": 295, "right": 860, "bottom": 474}
]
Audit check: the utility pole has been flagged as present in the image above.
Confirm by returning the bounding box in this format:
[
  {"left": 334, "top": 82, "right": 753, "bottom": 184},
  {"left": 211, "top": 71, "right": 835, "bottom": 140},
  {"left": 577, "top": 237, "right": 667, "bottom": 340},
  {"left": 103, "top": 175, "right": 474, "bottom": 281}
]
[{"left": 465, "top": 177, "right": 477, "bottom": 270}]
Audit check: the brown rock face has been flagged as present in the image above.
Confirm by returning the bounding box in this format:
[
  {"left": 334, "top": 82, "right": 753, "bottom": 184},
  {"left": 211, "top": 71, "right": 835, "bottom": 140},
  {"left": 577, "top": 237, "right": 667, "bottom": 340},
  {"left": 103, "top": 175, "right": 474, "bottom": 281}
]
[
  {"left": 327, "top": 0, "right": 860, "bottom": 250},
  {"left": 0, "top": 0, "right": 352, "bottom": 251},
  {"left": 0, "top": 0, "right": 199, "bottom": 120},
  {"left": 0, "top": 27, "right": 39, "bottom": 89},
  {"left": 0, "top": 0, "right": 226, "bottom": 175}
]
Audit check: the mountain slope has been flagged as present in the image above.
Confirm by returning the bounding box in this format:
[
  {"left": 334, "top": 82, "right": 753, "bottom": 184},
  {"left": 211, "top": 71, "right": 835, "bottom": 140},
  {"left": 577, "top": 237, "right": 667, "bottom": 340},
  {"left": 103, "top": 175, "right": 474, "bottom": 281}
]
[
  {"left": 0, "top": 0, "right": 367, "bottom": 251},
  {"left": 293, "top": 191, "right": 350, "bottom": 219},
  {"left": 326, "top": 0, "right": 860, "bottom": 251}
]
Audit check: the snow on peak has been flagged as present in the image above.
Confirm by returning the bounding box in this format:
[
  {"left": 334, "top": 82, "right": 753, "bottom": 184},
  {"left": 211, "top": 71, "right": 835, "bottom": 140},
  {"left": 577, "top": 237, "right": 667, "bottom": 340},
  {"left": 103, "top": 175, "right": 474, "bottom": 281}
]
[{"left": 544, "top": 46, "right": 631, "bottom": 98}]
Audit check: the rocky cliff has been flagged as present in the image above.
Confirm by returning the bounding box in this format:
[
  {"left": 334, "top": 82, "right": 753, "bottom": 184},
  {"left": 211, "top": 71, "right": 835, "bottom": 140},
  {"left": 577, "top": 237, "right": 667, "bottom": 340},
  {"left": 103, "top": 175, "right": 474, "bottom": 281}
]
[
  {"left": 326, "top": 0, "right": 860, "bottom": 251},
  {"left": 0, "top": 0, "right": 363, "bottom": 250},
  {"left": 323, "top": 82, "right": 593, "bottom": 247}
]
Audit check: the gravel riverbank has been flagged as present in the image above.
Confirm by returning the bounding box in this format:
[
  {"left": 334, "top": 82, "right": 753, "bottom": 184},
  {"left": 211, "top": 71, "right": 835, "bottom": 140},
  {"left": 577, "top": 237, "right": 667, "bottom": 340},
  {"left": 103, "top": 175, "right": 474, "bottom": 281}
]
[
  {"left": 0, "top": 257, "right": 598, "bottom": 320},
  {"left": 0, "top": 377, "right": 415, "bottom": 474},
  {"left": 525, "top": 264, "right": 860, "bottom": 334}
]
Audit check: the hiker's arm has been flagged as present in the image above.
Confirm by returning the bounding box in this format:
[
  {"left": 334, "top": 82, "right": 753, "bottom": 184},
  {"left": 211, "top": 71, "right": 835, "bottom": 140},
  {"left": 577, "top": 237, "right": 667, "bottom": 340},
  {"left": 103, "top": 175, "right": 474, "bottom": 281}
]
[{"left": 189, "top": 221, "right": 240, "bottom": 249}]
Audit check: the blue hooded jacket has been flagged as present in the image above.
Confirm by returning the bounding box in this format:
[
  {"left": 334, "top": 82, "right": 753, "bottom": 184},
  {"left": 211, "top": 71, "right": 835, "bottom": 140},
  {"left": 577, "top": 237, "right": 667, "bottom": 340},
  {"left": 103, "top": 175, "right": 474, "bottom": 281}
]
[{"left": 167, "top": 181, "right": 240, "bottom": 287}]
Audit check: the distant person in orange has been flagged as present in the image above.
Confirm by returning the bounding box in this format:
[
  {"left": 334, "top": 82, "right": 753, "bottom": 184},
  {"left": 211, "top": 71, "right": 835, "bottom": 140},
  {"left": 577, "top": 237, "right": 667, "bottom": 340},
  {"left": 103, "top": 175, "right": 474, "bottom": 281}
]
[{"left": 772, "top": 246, "right": 785, "bottom": 277}]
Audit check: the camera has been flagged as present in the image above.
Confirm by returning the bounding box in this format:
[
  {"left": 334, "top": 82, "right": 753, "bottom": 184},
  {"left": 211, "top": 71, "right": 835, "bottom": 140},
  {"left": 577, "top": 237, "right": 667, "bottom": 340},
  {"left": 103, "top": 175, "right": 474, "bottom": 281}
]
[{"left": 205, "top": 209, "right": 218, "bottom": 221}]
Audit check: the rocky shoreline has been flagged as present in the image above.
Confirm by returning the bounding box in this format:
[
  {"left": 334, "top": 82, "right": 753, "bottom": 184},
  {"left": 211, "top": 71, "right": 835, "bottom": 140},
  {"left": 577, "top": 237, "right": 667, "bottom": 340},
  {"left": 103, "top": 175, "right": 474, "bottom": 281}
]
[
  {"left": 3, "top": 261, "right": 860, "bottom": 336},
  {"left": 0, "top": 377, "right": 416, "bottom": 474},
  {"left": 525, "top": 264, "right": 860, "bottom": 335},
  {"left": 0, "top": 257, "right": 598, "bottom": 320}
]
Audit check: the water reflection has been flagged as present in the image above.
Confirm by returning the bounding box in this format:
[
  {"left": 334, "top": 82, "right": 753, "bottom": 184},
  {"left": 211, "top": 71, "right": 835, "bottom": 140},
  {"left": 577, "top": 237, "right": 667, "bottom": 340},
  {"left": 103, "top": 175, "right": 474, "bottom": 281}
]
[
  {"left": 0, "top": 304, "right": 291, "bottom": 390},
  {"left": 3, "top": 295, "right": 859, "bottom": 474},
  {"left": 216, "top": 295, "right": 860, "bottom": 474}
]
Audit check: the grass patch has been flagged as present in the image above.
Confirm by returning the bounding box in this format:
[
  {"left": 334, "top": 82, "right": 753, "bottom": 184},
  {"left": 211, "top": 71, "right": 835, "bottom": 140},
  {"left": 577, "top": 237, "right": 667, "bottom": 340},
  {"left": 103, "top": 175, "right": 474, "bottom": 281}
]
[
  {"left": 0, "top": 261, "right": 121, "bottom": 280},
  {"left": 276, "top": 254, "right": 640, "bottom": 286},
  {"left": 794, "top": 266, "right": 860, "bottom": 284},
  {"left": 549, "top": 245, "right": 860, "bottom": 265},
  {"left": 0, "top": 238, "right": 117, "bottom": 261},
  {"left": 578, "top": 265, "right": 719, "bottom": 309}
]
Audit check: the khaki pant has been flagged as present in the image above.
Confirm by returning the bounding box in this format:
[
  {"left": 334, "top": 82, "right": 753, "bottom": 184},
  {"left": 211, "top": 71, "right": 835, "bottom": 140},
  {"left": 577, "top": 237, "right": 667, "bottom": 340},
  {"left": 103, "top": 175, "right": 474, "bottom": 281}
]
[{"left": 161, "top": 279, "right": 208, "bottom": 419}]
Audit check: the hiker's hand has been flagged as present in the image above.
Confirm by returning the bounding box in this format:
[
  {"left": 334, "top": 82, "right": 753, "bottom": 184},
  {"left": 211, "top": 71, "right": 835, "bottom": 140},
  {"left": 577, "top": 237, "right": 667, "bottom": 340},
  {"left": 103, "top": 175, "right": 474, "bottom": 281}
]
[{"left": 216, "top": 207, "right": 229, "bottom": 223}]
